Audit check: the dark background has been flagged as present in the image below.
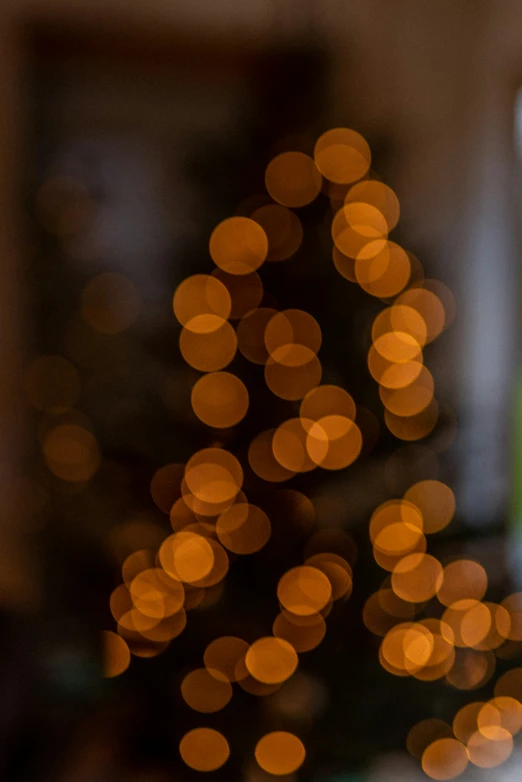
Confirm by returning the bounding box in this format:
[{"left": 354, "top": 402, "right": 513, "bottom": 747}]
[{"left": 0, "top": 2, "right": 521, "bottom": 779}]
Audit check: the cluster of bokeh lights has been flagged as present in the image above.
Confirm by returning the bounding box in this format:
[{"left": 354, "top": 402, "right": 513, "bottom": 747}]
[{"left": 27, "top": 127, "right": 522, "bottom": 778}]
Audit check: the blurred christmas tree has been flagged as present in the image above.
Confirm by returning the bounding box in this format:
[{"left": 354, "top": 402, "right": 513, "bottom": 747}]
[{"left": 20, "top": 37, "right": 499, "bottom": 782}]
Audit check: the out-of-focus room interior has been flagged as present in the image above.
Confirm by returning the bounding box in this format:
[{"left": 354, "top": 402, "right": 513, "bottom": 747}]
[{"left": 3, "top": 0, "right": 522, "bottom": 779}]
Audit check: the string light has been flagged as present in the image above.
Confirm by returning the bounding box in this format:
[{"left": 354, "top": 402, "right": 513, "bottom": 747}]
[{"left": 89, "top": 125, "right": 522, "bottom": 781}]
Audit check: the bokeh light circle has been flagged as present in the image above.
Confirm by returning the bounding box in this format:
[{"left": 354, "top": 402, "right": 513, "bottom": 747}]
[
  {"left": 255, "top": 731, "right": 306, "bottom": 776},
  {"left": 277, "top": 566, "right": 332, "bottom": 616},
  {"left": 314, "top": 128, "right": 371, "bottom": 184},
  {"left": 204, "top": 636, "right": 249, "bottom": 683},
  {"left": 391, "top": 553, "right": 444, "bottom": 603},
  {"left": 191, "top": 372, "right": 249, "bottom": 429},
  {"left": 245, "top": 637, "right": 298, "bottom": 684},
  {"left": 179, "top": 727, "right": 230, "bottom": 771},
  {"left": 421, "top": 738, "right": 469, "bottom": 780},
  {"left": 179, "top": 320, "right": 237, "bottom": 371},
  {"left": 173, "top": 274, "right": 231, "bottom": 332},
  {"left": 216, "top": 502, "right": 271, "bottom": 554},
  {"left": 265, "top": 152, "right": 322, "bottom": 208},
  {"left": 209, "top": 216, "right": 268, "bottom": 275},
  {"left": 181, "top": 668, "right": 232, "bottom": 713}
]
